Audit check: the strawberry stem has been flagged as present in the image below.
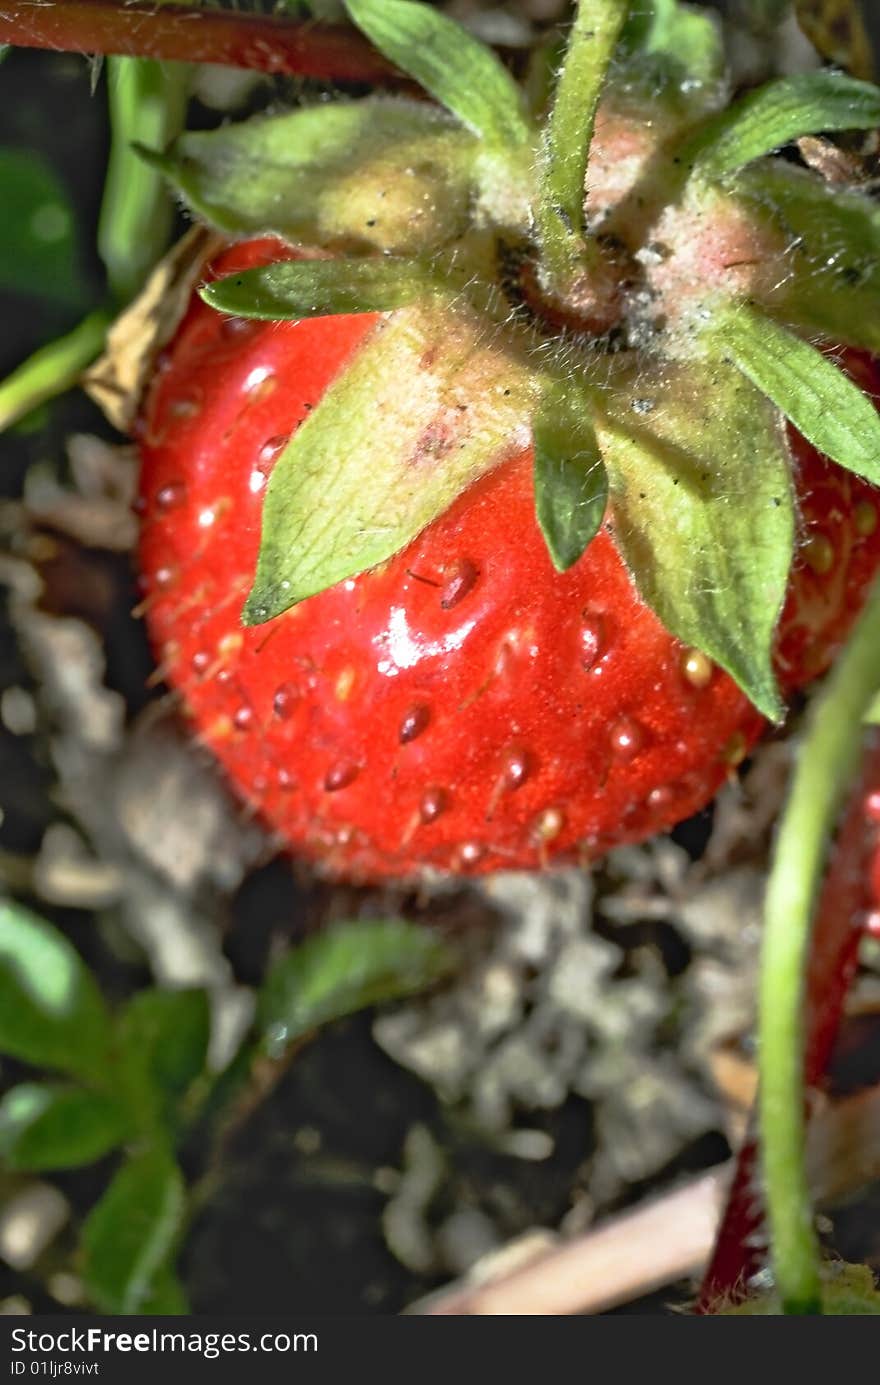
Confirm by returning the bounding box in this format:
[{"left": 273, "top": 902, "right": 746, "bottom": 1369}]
[
  {"left": 0, "top": 310, "right": 110, "bottom": 432},
  {"left": 0, "top": 1, "right": 402, "bottom": 84},
  {"left": 758, "top": 576, "right": 880, "bottom": 1313},
  {"left": 535, "top": 0, "right": 629, "bottom": 296}
]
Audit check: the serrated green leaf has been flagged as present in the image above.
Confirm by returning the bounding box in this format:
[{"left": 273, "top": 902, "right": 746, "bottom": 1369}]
[
  {"left": 344, "top": 0, "right": 529, "bottom": 148},
  {"left": 202, "top": 256, "right": 436, "bottom": 320},
  {"left": 732, "top": 161, "right": 880, "bottom": 355},
  {"left": 0, "top": 148, "right": 87, "bottom": 307},
  {"left": 597, "top": 357, "right": 794, "bottom": 721},
  {"left": 116, "top": 988, "right": 210, "bottom": 1133},
  {"left": 0, "top": 1083, "right": 127, "bottom": 1172},
  {"left": 685, "top": 73, "right": 880, "bottom": 180},
  {"left": 244, "top": 298, "right": 536, "bottom": 623},
  {"left": 718, "top": 303, "right": 880, "bottom": 487},
  {"left": 259, "top": 920, "right": 454, "bottom": 1057},
  {"left": 81, "top": 1145, "right": 186, "bottom": 1314},
  {"left": 622, "top": 0, "right": 724, "bottom": 84},
  {"left": 0, "top": 900, "right": 112, "bottom": 1083},
  {"left": 145, "top": 97, "right": 477, "bottom": 256},
  {"left": 534, "top": 381, "right": 607, "bottom": 572}
]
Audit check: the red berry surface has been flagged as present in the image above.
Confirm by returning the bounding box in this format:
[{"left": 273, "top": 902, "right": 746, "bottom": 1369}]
[{"left": 138, "top": 240, "right": 880, "bottom": 880}]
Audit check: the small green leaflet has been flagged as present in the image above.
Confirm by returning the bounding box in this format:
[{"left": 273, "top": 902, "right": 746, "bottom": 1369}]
[
  {"left": 115, "top": 988, "right": 210, "bottom": 1133},
  {"left": 597, "top": 356, "right": 794, "bottom": 722},
  {"left": 243, "top": 298, "right": 536, "bottom": 624},
  {"left": 686, "top": 72, "right": 880, "bottom": 181},
  {"left": 534, "top": 381, "right": 607, "bottom": 572},
  {"left": 81, "top": 1145, "right": 186, "bottom": 1315},
  {"left": 734, "top": 162, "right": 880, "bottom": 356},
  {"left": 344, "top": 0, "right": 529, "bottom": 149},
  {"left": 622, "top": 0, "right": 723, "bottom": 84},
  {"left": 0, "top": 900, "right": 111, "bottom": 1084},
  {"left": 258, "top": 919, "right": 455, "bottom": 1058},
  {"left": 717, "top": 303, "right": 880, "bottom": 488},
  {"left": 143, "top": 97, "right": 477, "bottom": 257},
  {"left": 202, "top": 257, "right": 436, "bottom": 320},
  {"left": 0, "top": 1083, "right": 127, "bottom": 1172}
]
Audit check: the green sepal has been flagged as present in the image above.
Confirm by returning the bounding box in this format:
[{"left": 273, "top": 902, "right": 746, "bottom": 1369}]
[
  {"left": 142, "top": 97, "right": 478, "bottom": 256},
  {"left": 0, "top": 1083, "right": 128, "bottom": 1172},
  {"left": 622, "top": 0, "right": 724, "bottom": 86},
  {"left": 717, "top": 302, "right": 880, "bottom": 488},
  {"left": 533, "top": 380, "right": 607, "bottom": 572},
  {"left": 244, "top": 299, "right": 537, "bottom": 624},
  {"left": 732, "top": 161, "right": 880, "bottom": 355},
  {"left": 202, "top": 256, "right": 438, "bottom": 321},
  {"left": 684, "top": 72, "right": 880, "bottom": 181},
  {"left": 597, "top": 356, "right": 794, "bottom": 722},
  {"left": 344, "top": 0, "right": 529, "bottom": 149}
]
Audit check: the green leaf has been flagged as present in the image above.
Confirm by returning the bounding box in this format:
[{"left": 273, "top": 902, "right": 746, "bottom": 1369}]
[
  {"left": 139, "top": 1264, "right": 189, "bottom": 1316},
  {"left": 0, "top": 900, "right": 112, "bottom": 1083},
  {"left": 0, "top": 1083, "right": 127, "bottom": 1172},
  {"left": 258, "top": 920, "right": 455, "bottom": 1057},
  {"left": 717, "top": 303, "right": 880, "bottom": 487},
  {"left": 145, "top": 97, "right": 477, "bottom": 256},
  {"left": 81, "top": 1145, "right": 186, "bottom": 1314},
  {"left": 116, "top": 988, "right": 210, "bottom": 1133},
  {"left": 243, "top": 298, "right": 536, "bottom": 623},
  {"left": 597, "top": 356, "right": 794, "bottom": 721},
  {"left": 202, "top": 256, "right": 435, "bottom": 320},
  {"left": 733, "top": 161, "right": 880, "bottom": 355},
  {"left": 344, "top": 0, "right": 529, "bottom": 148},
  {"left": 0, "top": 148, "right": 87, "bottom": 307},
  {"left": 686, "top": 73, "right": 880, "bottom": 180},
  {"left": 622, "top": 0, "right": 724, "bottom": 84},
  {"left": 533, "top": 382, "right": 607, "bottom": 572}
]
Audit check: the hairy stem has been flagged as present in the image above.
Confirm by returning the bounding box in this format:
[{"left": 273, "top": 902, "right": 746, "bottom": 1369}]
[
  {"left": 0, "top": 1, "right": 401, "bottom": 84},
  {"left": 760, "top": 577, "right": 880, "bottom": 1312},
  {"left": 536, "top": 0, "right": 629, "bottom": 295}
]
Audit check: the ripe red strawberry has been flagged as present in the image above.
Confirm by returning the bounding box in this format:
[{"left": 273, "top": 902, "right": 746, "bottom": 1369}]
[{"left": 137, "top": 239, "right": 880, "bottom": 880}]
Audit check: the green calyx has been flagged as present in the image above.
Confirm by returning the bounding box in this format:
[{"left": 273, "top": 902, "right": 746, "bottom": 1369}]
[{"left": 144, "top": 0, "right": 880, "bottom": 721}]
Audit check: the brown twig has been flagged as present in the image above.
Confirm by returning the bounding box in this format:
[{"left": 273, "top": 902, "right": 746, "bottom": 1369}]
[
  {"left": 412, "top": 1083, "right": 880, "bottom": 1316},
  {"left": 0, "top": 1, "right": 405, "bottom": 84}
]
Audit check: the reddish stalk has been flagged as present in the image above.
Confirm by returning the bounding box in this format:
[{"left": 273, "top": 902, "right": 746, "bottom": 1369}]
[
  {"left": 699, "top": 728, "right": 880, "bottom": 1308},
  {"left": 0, "top": 1, "right": 404, "bottom": 84}
]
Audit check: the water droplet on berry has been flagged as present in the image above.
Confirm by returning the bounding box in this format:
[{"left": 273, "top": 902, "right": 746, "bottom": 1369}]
[
  {"left": 191, "top": 649, "right": 211, "bottom": 675},
  {"left": 233, "top": 705, "right": 254, "bottom": 731},
  {"left": 153, "top": 564, "right": 177, "bottom": 590},
  {"left": 440, "top": 558, "right": 478, "bottom": 610},
  {"left": 221, "top": 315, "right": 257, "bottom": 339},
  {"left": 156, "top": 481, "right": 186, "bottom": 511},
  {"left": 501, "top": 748, "right": 530, "bottom": 789},
  {"left": 277, "top": 767, "right": 297, "bottom": 791},
  {"left": 459, "top": 842, "right": 483, "bottom": 866},
  {"left": 273, "top": 683, "right": 298, "bottom": 719},
  {"left": 579, "top": 613, "right": 605, "bottom": 670},
  {"left": 610, "top": 717, "right": 645, "bottom": 759},
  {"left": 399, "top": 704, "right": 430, "bottom": 743},
  {"left": 244, "top": 366, "right": 277, "bottom": 400},
  {"left": 324, "top": 761, "right": 359, "bottom": 793},
  {"left": 259, "top": 435, "right": 289, "bottom": 466},
  {"left": 419, "top": 787, "right": 448, "bottom": 822},
  {"left": 865, "top": 789, "right": 880, "bottom": 824}
]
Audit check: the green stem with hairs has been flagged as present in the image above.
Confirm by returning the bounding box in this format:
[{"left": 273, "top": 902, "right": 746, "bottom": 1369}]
[
  {"left": 760, "top": 575, "right": 880, "bottom": 1313},
  {"left": 0, "top": 310, "right": 110, "bottom": 432},
  {"left": 535, "top": 0, "right": 629, "bottom": 295}
]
